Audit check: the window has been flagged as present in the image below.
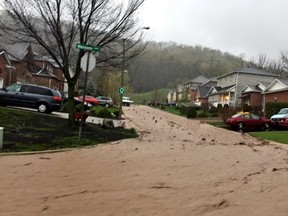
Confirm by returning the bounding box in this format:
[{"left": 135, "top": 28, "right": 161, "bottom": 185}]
[{"left": 6, "top": 84, "right": 21, "bottom": 92}]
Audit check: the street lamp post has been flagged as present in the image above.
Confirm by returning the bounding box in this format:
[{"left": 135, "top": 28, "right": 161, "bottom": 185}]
[
  {"left": 119, "top": 38, "right": 126, "bottom": 119},
  {"left": 119, "top": 27, "right": 149, "bottom": 119}
]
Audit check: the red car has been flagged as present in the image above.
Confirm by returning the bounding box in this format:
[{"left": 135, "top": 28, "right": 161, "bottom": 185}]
[
  {"left": 225, "top": 112, "right": 272, "bottom": 131},
  {"left": 77, "top": 95, "right": 99, "bottom": 106}
]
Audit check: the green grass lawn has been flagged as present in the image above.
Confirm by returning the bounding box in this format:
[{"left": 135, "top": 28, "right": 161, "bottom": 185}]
[
  {"left": 0, "top": 107, "right": 137, "bottom": 152},
  {"left": 127, "top": 88, "right": 171, "bottom": 104},
  {"left": 249, "top": 131, "right": 288, "bottom": 144}
]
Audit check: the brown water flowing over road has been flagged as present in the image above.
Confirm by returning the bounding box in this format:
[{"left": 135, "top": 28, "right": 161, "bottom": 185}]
[{"left": 1, "top": 105, "right": 288, "bottom": 216}]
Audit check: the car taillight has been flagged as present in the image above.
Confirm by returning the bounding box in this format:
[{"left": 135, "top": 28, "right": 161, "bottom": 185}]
[{"left": 53, "top": 96, "right": 62, "bottom": 102}]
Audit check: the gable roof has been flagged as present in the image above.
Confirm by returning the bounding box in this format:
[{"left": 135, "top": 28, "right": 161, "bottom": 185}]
[
  {"left": 241, "top": 84, "right": 262, "bottom": 93},
  {"left": 197, "top": 86, "right": 211, "bottom": 98},
  {"left": 264, "top": 79, "right": 288, "bottom": 93},
  {"left": 184, "top": 75, "right": 209, "bottom": 85},
  {"left": 0, "top": 43, "right": 31, "bottom": 62},
  {"left": 217, "top": 67, "right": 278, "bottom": 79},
  {"left": 0, "top": 51, "right": 11, "bottom": 65},
  {"left": 200, "top": 77, "right": 217, "bottom": 87}
]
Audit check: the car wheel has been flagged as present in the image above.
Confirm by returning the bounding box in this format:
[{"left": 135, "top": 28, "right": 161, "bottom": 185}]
[
  {"left": 105, "top": 103, "right": 110, "bottom": 108},
  {"left": 237, "top": 122, "right": 244, "bottom": 132},
  {"left": 38, "top": 103, "right": 49, "bottom": 113},
  {"left": 263, "top": 122, "right": 270, "bottom": 131}
]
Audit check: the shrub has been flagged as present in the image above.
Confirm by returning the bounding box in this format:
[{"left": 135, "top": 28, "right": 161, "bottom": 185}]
[
  {"left": 242, "top": 103, "right": 251, "bottom": 112},
  {"left": 96, "top": 108, "right": 113, "bottom": 118},
  {"left": 208, "top": 112, "right": 219, "bottom": 117},
  {"left": 197, "top": 112, "right": 207, "bottom": 118},
  {"left": 187, "top": 107, "right": 197, "bottom": 118},
  {"left": 266, "top": 102, "right": 288, "bottom": 118},
  {"left": 180, "top": 106, "right": 189, "bottom": 115},
  {"left": 209, "top": 106, "right": 217, "bottom": 114},
  {"left": 113, "top": 110, "right": 120, "bottom": 118},
  {"left": 75, "top": 103, "right": 84, "bottom": 112},
  {"left": 217, "top": 104, "right": 223, "bottom": 111}
]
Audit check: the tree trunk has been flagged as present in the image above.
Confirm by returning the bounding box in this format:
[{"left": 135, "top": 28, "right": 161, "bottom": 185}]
[{"left": 67, "top": 82, "right": 76, "bottom": 127}]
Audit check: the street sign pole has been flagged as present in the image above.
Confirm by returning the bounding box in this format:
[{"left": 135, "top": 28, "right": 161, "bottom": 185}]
[
  {"left": 78, "top": 51, "right": 92, "bottom": 142},
  {"left": 76, "top": 43, "right": 100, "bottom": 142}
]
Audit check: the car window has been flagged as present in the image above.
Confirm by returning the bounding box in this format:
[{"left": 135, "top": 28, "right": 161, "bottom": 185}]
[
  {"left": 6, "top": 84, "right": 21, "bottom": 92},
  {"left": 250, "top": 113, "right": 260, "bottom": 119},
  {"left": 243, "top": 114, "right": 250, "bottom": 119},
  {"left": 279, "top": 109, "right": 288, "bottom": 114}
]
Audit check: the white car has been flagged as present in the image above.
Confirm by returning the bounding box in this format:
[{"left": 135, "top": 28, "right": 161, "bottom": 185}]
[
  {"left": 270, "top": 108, "right": 288, "bottom": 128},
  {"left": 122, "top": 96, "right": 134, "bottom": 106}
]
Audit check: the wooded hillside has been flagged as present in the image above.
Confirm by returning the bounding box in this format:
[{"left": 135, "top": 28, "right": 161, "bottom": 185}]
[{"left": 128, "top": 41, "right": 245, "bottom": 92}]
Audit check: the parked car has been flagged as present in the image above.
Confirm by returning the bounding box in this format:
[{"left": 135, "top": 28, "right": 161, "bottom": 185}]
[
  {"left": 60, "top": 92, "right": 92, "bottom": 111},
  {"left": 77, "top": 95, "right": 99, "bottom": 106},
  {"left": 96, "top": 96, "right": 114, "bottom": 107},
  {"left": 122, "top": 96, "right": 134, "bottom": 106},
  {"left": 270, "top": 108, "right": 288, "bottom": 128},
  {"left": 0, "top": 83, "right": 62, "bottom": 113},
  {"left": 225, "top": 112, "right": 272, "bottom": 131}
]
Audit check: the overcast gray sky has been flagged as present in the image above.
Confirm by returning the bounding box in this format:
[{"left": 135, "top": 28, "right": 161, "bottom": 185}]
[{"left": 139, "top": 0, "right": 288, "bottom": 60}]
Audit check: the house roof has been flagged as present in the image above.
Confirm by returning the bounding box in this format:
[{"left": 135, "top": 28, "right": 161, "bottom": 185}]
[
  {"left": 264, "top": 78, "right": 288, "bottom": 93},
  {"left": 197, "top": 86, "right": 211, "bottom": 98},
  {"left": 0, "top": 51, "right": 11, "bottom": 65},
  {"left": 183, "top": 75, "right": 209, "bottom": 85},
  {"left": 0, "top": 43, "right": 31, "bottom": 62},
  {"left": 200, "top": 77, "right": 217, "bottom": 87},
  {"left": 241, "top": 84, "right": 262, "bottom": 93},
  {"left": 35, "top": 68, "right": 58, "bottom": 78},
  {"left": 217, "top": 67, "right": 278, "bottom": 79},
  {"left": 207, "top": 85, "right": 235, "bottom": 95},
  {"left": 34, "top": 55, "right": 61, "bottom": 68}
]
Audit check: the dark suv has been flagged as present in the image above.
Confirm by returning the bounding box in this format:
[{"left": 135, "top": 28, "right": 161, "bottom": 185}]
[{"left": 0, "top": 83, "right": 62, "bottom": 113}]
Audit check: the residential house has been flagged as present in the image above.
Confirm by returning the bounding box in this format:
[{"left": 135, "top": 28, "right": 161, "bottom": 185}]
[
  {"left": 167, "top": 89, "right": 175, "bottom": 103},
  {"left": 0, "top": 43, "right": 65, "bottom": 91},
  {"left": 194, "top": 77, "right": 217, "bottom": 108},
  {"left": 183, "top": 75, "right": 209, "bottom": 101},
  {"left": 2, "top": 43, "right": 34, "bottom": 84},
  {"left": 0, "top": 51, "right": 16, "bottom": 88},
  {"left": 209, "top": 67, "right": 278, "bottom": 108},
  {"left": 263, "top": 79, "right": 288, "bottom": 105},
  {"left": 31, "top": 55, "right": 65, "bottom": 91},
  {"left": 240, "top": 81, "right": 270, "bottom": 109}
]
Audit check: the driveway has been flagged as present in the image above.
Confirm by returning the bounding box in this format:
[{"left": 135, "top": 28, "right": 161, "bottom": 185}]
[{"left": 1, "top": 105, "right": 288, "bottom": 215}]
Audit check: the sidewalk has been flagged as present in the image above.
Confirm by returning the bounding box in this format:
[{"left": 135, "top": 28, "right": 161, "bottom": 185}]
[{"left": 53, "top": 111, "right": 124, "bottom": 127}]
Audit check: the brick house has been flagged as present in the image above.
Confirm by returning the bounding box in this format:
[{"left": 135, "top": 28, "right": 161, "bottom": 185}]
[
  {"left": 0, "top": 51, "right": 16, "bottom": 88},
  {"left": 1, "top": 43, "right": 65, "bottom": 90},
  {"left": 183, "top": 75, "right": 209, "bottom": 102},
  {"left": 240, "top": 81, "right": 270, "bottom": 108},
  {"left": 263, "top": 79, "right": 288, "bottom": 104},
  {"left": 31, "top": 55, "right": 64, "bottom": 91}
]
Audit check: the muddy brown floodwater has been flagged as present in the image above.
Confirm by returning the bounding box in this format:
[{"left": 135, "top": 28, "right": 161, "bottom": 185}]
[{"left": 1, "top": 105, "right": 288, "bottom": 216}]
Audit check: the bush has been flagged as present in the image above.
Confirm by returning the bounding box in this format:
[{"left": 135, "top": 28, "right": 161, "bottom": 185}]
[
  {"left": 209, "top": 106, "right": 217, "bottom": 114},
  {"left": 266, "top": 102, "right": 288, "bottom": 118},
  {"left": 187, "top": 107, "right": 197, "bottom": 118},
  {"left": 96, "top": 108, "right": 113, "bottom": 118},
  {"left": 180, "top": 106, "right": 189, "bottom": 115},
  {"left": 113, "top": 110, "right": 120, "bottom": 118},
  {"left": 197, "top": 112, "right": 207, "bottom": 118},
  {"left": 208, "top": 112, "right": 219, "bottom": 117},
  {"left": 75, "top": 103, "right": 84, "bottom": 112},
  {"left": 242, "top": 103, "right": 251, "bottom": 112}
]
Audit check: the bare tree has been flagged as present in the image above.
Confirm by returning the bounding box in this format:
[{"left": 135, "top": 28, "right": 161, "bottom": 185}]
[{"left": 0, "top": 0, "right": 146, "bottom": 125}]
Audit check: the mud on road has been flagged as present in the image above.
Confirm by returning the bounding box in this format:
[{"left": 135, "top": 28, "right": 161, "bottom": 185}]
[{"left": 1, "top": 105, "right": 288, "bottom": 216}]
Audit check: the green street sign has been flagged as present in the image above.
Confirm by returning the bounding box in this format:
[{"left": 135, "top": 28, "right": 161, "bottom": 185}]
[
  {"left": 118, "top": 87, "right": 125, "bottom": 94},
  {"left": 76, "top": 43, "right": 101, "bottom": 52}
]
